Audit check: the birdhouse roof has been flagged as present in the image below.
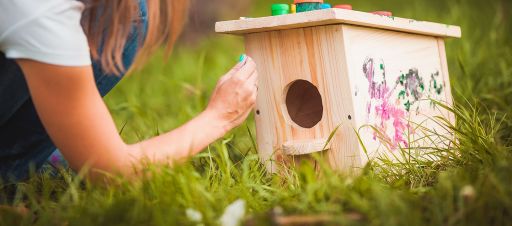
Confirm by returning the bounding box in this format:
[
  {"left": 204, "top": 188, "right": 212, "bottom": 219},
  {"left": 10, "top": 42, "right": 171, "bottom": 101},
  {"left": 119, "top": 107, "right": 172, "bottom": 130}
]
[{"left": 215, "top": 8, "right": 461, "bottom": 38}]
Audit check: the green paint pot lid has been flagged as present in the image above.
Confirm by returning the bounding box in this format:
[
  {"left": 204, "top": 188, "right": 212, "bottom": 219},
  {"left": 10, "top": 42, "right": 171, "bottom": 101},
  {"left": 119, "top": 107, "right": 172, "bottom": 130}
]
[{"left": 272, "top": 4, "right": 290, "bottom": 11}]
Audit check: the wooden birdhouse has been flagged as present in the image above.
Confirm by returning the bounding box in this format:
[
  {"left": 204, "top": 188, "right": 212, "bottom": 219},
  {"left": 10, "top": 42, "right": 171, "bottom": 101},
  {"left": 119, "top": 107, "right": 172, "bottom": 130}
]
[{"left": 216, "top": 8, "right": 461, "bottom": 173}]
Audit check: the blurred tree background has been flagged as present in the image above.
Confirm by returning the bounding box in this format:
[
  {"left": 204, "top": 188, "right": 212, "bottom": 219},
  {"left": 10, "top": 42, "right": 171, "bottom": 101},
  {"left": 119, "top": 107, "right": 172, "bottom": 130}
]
[
  {"left": 181, "top": 0, "right": 510, "bottom": 40},
  {"left": 181, "top": 0, "right": 251, "bottom": 42}
]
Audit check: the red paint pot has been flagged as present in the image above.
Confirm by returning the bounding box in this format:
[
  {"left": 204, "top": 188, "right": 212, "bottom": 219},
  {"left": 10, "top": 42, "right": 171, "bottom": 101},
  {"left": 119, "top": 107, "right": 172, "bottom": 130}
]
[
  {"left": 294, "top": 0, "right": 323, "bottom": 3},
  {"left": 333, "top": 4, "right": 352, "bottom": 10},
  {"left": 371, "top": 11, "right": 393, "bottom": 16}
]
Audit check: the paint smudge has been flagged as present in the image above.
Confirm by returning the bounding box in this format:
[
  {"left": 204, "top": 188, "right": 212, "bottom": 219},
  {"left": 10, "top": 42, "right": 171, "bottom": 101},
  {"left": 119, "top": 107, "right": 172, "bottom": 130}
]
[
  {"left": 429, "top": 71, "right": 443, "bottom": 95},
  {"left": 363, "top": 58, "right": 408, "bottom": 148},
  {"left": 427, "top": 71, "right": 444, "bottom": 107},
  {"left": 363, "top": 58, "right": 388, "bottom": 100},
  {"left": 362, "top": 58, "right": 446, "bottom": 150},
  {"left": 392, "top": 68, "right": 425, "bottom": 112}
]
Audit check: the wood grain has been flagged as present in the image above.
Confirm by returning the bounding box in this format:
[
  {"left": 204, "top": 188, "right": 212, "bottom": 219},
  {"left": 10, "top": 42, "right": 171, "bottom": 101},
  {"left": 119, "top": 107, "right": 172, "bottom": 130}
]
[
  {"left": 247, "top": 25, "right": 360, "bottom": 172},
  {"left": 216, "top": 8, "right": 461, "bottom": 38},
  {"left": 282, "top": 138, "right": 329, "bottom": 155}
]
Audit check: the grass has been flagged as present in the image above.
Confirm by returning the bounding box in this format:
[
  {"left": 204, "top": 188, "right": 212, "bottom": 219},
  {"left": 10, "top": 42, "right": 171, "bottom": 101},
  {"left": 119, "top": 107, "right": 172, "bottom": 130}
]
[{"left": 1, "top": 0, "right": 511, "bottom": 225}]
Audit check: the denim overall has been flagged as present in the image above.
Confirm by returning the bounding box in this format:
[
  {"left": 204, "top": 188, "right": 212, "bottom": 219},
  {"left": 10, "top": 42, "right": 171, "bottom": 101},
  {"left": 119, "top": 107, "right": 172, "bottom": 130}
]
[{"left": 0, "top": 0, "right": 147, "bottom": 182}]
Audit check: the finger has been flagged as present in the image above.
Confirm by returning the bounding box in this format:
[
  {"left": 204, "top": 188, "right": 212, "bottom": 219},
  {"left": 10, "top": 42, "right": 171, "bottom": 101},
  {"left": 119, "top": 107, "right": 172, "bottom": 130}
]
[
  {"left": 235, "top": 57, "right": 257, "bottom": 80},
  {"left": 241, "top": 106, "right": 255, "bottom": 122},
  {"left": 250, "top": 87, "right": 257, "bottom": 103},
  {"left": 242, "top": 80, "right": 258, "bottom": 102},
  {"left": 229, "top": 104, "right": 254, "bottom": 128},
  {"left": 226, "top": 56, "right": 248, "bottom": 76},
  {"left": 244, "top": 70, "right": 258, "bottom": 87},
  {"left": 211, "top": 77, "right": 226, "bottom": 97},
  {"left": 217, "top": 74, "right": 230, "bottom": 86}
]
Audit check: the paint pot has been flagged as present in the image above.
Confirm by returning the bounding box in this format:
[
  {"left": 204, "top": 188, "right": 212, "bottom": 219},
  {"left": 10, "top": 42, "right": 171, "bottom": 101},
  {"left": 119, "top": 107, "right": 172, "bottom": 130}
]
[
  {"left": 320, "top": 3, "right": 331, "bottom": 9},
  {"left": 296, "top": 3, "right": 322, "bottom": 12},
  {"left": 271, "top": 4, "right": 290, "bottom": 16},
  {"left": 333, "top": 4, "right": 352, "bottom": 10},
  {"left": 290, "top": 4, "right": 296, "bottom": 13},
  {"left": 371, "top": 11, "right": 393, "bottom": 17},
  {"left": 294, "top": 0, "right": 323, "bottom": 13}
]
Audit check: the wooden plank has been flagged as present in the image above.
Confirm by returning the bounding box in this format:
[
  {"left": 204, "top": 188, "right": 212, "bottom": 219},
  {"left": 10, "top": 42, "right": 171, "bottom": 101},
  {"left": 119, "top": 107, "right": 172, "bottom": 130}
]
[
  {"left": 247, "top": 29, "right": 329, "bottom": 172},
  {"left": 341, "top": 24, "right": 455, "bottom": 162},
  {"left": 310, "top": 25, "right": 361, "bottom": 172},
  {"left": 247, "top": 25, "right": 359, "bottom": 172},
  {"left": 436, "top": 38, "right": 457, "bottom": 146},
  {"left": 282, "top": 138, "right": 329, "bottom": 155},
  {"left": 436, "top": 38, "right": 455, "bottom": 121},
  {"left": 216, "top": 8, "right": 461, "bottom": 38}
]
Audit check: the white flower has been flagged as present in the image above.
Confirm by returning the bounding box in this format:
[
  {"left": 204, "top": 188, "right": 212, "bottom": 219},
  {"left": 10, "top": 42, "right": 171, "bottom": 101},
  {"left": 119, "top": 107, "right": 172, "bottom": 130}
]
[
  {"left": 460, "top": 185, "right": 476, "bottom": 203},
  {"left": 219, "top": 199, "right": 246, "bottom": 226},
  {"left": 186, "top": 208, "right": 203, "bottom": 223}
]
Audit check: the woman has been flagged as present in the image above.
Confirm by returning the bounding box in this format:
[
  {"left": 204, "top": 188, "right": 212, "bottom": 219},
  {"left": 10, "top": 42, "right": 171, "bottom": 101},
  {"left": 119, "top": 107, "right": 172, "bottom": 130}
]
[{"left": 0, "top": 0, "right": 258, "bottom": 182}]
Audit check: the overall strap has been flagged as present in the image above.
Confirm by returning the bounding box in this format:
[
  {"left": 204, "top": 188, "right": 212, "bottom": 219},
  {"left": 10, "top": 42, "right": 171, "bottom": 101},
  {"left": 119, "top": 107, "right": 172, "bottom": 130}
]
[{"left": 0, "top": 52, "right": 30, "bottom": 126}]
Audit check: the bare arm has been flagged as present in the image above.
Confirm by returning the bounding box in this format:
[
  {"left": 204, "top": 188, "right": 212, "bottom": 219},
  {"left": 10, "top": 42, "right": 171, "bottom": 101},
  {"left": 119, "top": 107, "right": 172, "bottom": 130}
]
[{"left": 17, "top": 58, "right": 257, "bottom": 178}]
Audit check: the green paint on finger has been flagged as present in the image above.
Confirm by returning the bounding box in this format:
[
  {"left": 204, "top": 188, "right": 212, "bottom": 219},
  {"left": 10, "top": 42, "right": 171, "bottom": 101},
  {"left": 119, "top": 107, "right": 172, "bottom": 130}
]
[{"left": 239, "top": 54, "right": 247, "bottom": 62}]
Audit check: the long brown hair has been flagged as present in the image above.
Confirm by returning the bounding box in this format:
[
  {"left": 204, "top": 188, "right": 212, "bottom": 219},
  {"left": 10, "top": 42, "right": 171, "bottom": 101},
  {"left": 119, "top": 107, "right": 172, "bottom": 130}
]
[{"left": 81, "top": 0, "right": 189, "bottom": 75}]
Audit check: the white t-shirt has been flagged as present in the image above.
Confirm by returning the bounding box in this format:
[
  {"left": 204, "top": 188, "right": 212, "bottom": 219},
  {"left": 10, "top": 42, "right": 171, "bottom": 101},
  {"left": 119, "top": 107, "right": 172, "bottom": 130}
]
[{"left": 0, "top": 0, "right": 91, "bottom": 66}]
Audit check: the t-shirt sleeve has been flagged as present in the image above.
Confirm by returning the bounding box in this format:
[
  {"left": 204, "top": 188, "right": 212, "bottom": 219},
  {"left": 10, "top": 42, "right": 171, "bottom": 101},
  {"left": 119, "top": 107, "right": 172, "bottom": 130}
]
[{"left": 0, "top": 1, "right": 91, "bottom": 66}]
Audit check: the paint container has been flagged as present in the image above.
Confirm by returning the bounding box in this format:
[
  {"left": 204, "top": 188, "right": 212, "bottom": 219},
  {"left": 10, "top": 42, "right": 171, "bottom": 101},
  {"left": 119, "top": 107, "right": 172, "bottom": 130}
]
[
  {"left": 320, "top": 3, "right": 331, "bottom": 9},
  {"left": 371, "top": 11, "right": 393, "bottom": 17},
  {"left": 294, "top": 0, "right": 323, "bottom": 13},
  {"left": 272, "top": 4, "right": 290, "bottom": 16},
  {"left": 290, "top": 4, "right": 296, "bottom": 13},
  {"left": 333, "top": 4, "right": 352, "bottom": 10}
]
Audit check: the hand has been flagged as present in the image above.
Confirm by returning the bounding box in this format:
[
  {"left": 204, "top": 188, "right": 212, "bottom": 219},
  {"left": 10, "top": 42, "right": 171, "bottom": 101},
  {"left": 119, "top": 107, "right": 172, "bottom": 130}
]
[{"left": 206, "top": 56, "right": 258, "bottom": 133}]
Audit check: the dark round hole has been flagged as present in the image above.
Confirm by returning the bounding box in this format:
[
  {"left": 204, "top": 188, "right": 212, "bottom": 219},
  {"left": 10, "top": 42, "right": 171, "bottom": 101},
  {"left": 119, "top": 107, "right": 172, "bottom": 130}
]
[
  {"left": 256, "top": 110, "right": 260, "bottom": 115},
  {"left": 348, "top": 115, "right": 352, "bottom": 120},
  {"left": 285, "top": 80, "right": 323, "bottom": 128}
]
